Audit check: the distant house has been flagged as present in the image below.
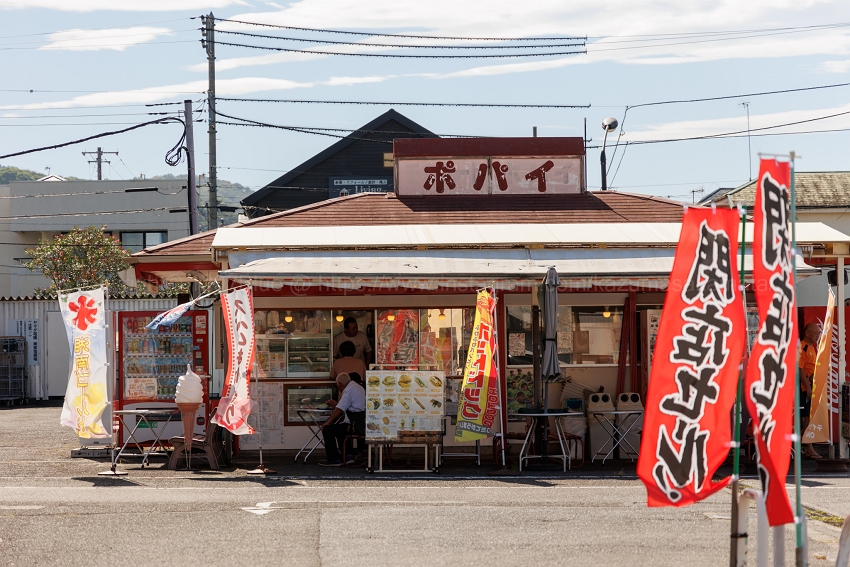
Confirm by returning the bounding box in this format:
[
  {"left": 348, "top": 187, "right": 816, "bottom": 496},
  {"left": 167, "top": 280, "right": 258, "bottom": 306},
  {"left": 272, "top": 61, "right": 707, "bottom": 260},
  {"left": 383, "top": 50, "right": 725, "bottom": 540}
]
[
  {"left": 241, "top": 109, "right": 436, "bottom": 217},
  {"left": 700, "top": 172, "right": 850, "bottom": 305},
  {"left": 0, "top": 179, "right": 191, "bottom": 297}
]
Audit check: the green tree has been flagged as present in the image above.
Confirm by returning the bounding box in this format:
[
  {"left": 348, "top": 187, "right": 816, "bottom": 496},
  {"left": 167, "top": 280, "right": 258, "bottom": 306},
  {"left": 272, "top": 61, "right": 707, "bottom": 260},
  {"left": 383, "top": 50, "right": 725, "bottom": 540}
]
[
  {"left": 23, "top": 226, "right": 132, "bottom": 295},
  {"left": 24, "top": 227, "right": 190, "bottom": 298}
]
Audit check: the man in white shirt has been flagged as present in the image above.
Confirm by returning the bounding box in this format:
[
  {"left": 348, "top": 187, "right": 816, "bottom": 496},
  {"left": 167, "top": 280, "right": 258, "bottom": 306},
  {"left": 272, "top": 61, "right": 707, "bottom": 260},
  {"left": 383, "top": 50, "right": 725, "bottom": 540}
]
[
  {"left": 333, "top": 317, "right": 373, "bottom": 365},
  {"left": 320, "top": 373, "right": 366, "bottom": 466}
]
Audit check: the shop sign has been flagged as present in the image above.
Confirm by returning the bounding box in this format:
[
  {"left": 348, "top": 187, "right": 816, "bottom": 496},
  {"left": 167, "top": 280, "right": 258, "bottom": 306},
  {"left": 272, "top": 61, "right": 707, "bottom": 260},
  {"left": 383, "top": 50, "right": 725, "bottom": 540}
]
[
  {"left": 637, "top": 208, "right": 746, "bottom": 507},
  {"left": 803, "top": 287, "right": 836, "bottom": 444},
  {"left": 328, "top": 177, "right": 392, "bottom": 199},
  {"left": 396, "top": 157, "right": 582, "bottom": 195},
  {"left": 455, "top": 290, "right": 500, "bottom": 442},
  {"left": 744, "top": 158, "right": 796, "bottom": 526},
  {"left": 212, "top": 286, "right": 256, "bottom": 435},
  {"left": 59, "top": 286, "right": 110, "bottom": 439}
]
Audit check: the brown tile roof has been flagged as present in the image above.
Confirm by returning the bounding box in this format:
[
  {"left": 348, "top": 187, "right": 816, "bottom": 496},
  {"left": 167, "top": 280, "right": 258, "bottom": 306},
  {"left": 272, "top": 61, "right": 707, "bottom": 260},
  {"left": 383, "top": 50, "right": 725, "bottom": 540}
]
[
  {"left": 135, "top": 190, "right": 687, "bottom": 259},
  {"left": 701, "top": 172, "right": 850, "bottom": 209}
]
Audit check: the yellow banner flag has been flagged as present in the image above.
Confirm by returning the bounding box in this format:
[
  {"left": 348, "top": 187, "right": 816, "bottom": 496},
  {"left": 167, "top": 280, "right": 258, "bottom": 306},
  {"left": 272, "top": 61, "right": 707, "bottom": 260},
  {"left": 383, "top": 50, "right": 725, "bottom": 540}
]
[
  {"left": 455, "top": 290, "right": 499, "bottom": 442},
  {"left": 804, "top": 287, "right": 836, "bottom": 444}
]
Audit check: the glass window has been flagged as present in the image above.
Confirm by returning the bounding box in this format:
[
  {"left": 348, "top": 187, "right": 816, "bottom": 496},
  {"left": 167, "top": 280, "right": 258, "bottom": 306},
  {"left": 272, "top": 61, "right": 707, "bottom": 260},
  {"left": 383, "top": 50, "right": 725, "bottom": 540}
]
[
  {"left": 285, "top": 384, "right": 337, "bottom": 425},
  {"left": 254, "top": 310, "right": 332, "bottom": 379},
  {"left": 507, "top": 304, "right": 623, "bottom": 366},
  {"left": 331, "top": 310, "right": 374, "bottom": 355},
  {"left": 120, "top": 231, "right": 167, "bottom": 253},
  {"left": 375, "top": 308, "right": 473, "bottom": 375}
]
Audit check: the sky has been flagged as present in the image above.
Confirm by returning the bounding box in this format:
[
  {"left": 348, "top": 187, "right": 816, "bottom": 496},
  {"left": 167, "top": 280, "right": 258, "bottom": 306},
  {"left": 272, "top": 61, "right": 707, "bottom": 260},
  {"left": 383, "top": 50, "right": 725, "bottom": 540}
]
[{"left": 0, "top": 0, "right": 849, "bottom": 203}]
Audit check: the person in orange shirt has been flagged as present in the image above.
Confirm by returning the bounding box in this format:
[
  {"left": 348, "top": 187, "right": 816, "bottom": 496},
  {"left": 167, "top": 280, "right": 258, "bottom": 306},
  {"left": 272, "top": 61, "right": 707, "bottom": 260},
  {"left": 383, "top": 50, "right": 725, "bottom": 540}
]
[{"left": 799, "top": 322, "right": 821, "bottom": 459}]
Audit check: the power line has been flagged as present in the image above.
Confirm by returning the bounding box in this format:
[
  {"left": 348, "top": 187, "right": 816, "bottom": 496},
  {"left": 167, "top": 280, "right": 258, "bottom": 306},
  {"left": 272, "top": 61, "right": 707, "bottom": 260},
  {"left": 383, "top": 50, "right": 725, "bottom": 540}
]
[
  {"left": 0, "top": 39, "right": 197, "bottom": 51},
  {"left": 0, "top": 206, "right": 188, "bottom": 221},
  {"left": 0, "top": 28, "right": 197, "bottom": 48},
  {"left": 214, "top": 18, "right": 586, "bottom": 41},
  {"left": 216, "top": 117, "right": 394, "bottom": 143},
  {"left": 0, "top": 101, "right": 200, "bottom": 111},
  {"left": 0, "top": 187, "right": 184, "bottom": 200},
  {"left": 628, "top": 81, "right": 850, "bottom": 110},
  {"left": 0, "top": 116, "right": 184, "bottom": 160},
  {"left": 214, "top": 29, "right": 585, "bottom": 49},
  {"left": 217, "top": 97, "right": 590, "bottom": 109},
  {"left": 210, "top": 39, "right": 586, "bottom": 58},
  {"left": 0, "top": 17, "right": 191, "bottom": 40},
  {"left": 587, "top": 21, "right": 850, "bottom": 41}
]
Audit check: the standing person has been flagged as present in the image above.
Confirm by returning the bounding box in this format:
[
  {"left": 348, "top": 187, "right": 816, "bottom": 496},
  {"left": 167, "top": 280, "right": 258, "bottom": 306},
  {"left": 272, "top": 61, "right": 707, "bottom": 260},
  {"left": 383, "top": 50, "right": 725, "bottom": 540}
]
[
  {"left": 333, "top": 317, "right": 373, "bottom": 365},
  {"left": 331, "top": 341, "right": 367, "bottom": 381},
  {"left": 799, "top": 322, "right": 822, "bottom": 459},
  {"left": 320, "top": 373, "right": 366, "bottom": 466}
]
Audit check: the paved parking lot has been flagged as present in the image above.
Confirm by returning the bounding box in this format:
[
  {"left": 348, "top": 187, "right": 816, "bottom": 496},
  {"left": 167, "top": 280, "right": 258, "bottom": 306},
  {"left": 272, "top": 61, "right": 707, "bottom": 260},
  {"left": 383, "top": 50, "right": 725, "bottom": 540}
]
[{"left": 1, "top": 405, "right": 847, "bottom": 566}]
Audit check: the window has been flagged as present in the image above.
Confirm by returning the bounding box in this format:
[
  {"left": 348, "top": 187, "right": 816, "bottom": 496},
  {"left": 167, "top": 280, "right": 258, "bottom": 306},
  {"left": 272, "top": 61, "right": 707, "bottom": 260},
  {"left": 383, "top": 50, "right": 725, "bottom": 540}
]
[{"left": 121, "top": 231, "right": 167, "bottom": 253}]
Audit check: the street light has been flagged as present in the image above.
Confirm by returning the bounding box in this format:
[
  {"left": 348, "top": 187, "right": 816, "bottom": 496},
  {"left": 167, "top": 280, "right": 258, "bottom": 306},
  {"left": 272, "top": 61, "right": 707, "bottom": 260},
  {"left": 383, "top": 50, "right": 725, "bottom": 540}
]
[{"left": 600, "top": 117, "right": 618, "bottom": 191}]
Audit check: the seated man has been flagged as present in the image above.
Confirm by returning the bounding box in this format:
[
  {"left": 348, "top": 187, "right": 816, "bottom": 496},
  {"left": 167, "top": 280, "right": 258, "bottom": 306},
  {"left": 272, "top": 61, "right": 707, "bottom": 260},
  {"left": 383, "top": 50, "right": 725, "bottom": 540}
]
[
  {"left": 320, "top": 373, "right": 366, "bottom": 466},
  {"left": 331, "top": 341, "right": 367, "bottom": 382}
]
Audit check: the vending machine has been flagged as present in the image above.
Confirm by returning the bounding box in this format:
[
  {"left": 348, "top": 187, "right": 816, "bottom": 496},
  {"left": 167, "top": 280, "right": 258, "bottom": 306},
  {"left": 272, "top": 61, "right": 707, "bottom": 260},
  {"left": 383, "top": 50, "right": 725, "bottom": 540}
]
[{"left": 117, "top": 310, "right": 210, "bottom": 444}]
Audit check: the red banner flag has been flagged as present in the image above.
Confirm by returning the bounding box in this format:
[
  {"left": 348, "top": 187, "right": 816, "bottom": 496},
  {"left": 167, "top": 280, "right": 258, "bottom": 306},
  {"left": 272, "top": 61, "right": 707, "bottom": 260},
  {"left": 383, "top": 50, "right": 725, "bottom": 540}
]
[
  {"left": 212, "top": 286, "right": 256, "bottom": 435},
  {"left": 638, "top": 207, "right": 746, "bottom": 507},
  {"left": 745, "top": 159, "right": 796, "bottom": 526}
]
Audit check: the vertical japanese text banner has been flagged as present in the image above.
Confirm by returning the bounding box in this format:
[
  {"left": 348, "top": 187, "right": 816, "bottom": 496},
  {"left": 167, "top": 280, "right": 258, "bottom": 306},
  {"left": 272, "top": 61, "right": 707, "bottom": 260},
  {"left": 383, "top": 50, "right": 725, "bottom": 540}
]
[
  {"left": 212, "top": 287, "right": 256, "bottom": 435},
  {"left": 637, "top": 208, "right": 746, "bottom": 507},
  {"left": 455, "top": 290, "right": 500, "bottom": 442},
  {"left": 804, "top": 287, "right": 836, "bottom": 444},
  {"left": 59, "top": 287, "right": 110, "bottom": 439},
  {"left": 745, "top": 158, "right": 796, "bottom": 527}
]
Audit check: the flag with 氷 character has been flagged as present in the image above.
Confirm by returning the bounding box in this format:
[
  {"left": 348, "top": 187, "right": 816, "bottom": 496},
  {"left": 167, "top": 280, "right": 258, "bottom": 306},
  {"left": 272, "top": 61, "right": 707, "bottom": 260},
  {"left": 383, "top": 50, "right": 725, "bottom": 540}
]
[
  {"left": 637, "top": 207, "right": 746, "bottom": 507},
  {"left": 59, "top": 287, "right": 110, "bottom": 439}
]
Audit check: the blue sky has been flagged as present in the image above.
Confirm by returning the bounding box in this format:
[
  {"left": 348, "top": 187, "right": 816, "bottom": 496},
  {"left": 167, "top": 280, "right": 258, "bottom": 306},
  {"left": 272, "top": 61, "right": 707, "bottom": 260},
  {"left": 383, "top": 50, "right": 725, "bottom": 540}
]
[{"left": 0, "top": 0, "right": 849, "bottom": 201}]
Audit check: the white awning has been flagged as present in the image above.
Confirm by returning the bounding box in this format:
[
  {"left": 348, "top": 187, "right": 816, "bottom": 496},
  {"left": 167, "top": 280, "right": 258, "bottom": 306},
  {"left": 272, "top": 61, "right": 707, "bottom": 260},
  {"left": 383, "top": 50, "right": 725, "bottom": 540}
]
[
  {"left": 219, "top": 247, "right": 817, "bottom": 289},
  {"left": 212, "top": 222, "right": 850, "bottom": 250}
]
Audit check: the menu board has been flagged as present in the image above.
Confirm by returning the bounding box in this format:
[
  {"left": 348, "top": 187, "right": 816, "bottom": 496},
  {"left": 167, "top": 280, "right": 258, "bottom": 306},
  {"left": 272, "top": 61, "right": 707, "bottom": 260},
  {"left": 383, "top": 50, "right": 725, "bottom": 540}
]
[
  {"left": 240, "top": 381, "right": 285, "bottom": 450},
  {"left": 365, "top": 370, "right": 445, "bottom": 440}
]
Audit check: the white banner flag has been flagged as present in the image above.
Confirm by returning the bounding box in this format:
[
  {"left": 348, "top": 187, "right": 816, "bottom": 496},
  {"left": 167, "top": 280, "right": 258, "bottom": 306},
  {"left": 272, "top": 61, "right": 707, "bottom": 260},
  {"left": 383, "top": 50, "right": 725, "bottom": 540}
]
[
  {"left": 211, "top": 287, "right": 255, "bottom": 435},
  {"left": 59, "top": 287, "right": 110, "bottom": 438}
]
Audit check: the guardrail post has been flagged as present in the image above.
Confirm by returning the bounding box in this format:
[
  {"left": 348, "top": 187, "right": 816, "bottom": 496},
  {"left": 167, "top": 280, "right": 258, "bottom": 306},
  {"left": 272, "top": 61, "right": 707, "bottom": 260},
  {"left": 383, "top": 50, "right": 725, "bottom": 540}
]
[{"left": 773, "top": 525, "right": 785, "bottom": 567}]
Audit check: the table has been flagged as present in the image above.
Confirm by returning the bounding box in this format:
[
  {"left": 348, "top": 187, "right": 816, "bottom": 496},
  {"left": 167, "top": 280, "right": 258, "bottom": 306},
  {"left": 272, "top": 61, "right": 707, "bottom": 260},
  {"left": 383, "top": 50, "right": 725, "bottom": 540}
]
[
  {"left": 294, "top": 408, "right": 333, "bottom": 463},
  {"left": 110, "top": 408, "right": 179, "bottom": 472},
  {"left": 588, "top": 409, "right": 644, "bottom": 464},
  {"left": 508, "top": 411, "right": 585, "bottom": 472}
]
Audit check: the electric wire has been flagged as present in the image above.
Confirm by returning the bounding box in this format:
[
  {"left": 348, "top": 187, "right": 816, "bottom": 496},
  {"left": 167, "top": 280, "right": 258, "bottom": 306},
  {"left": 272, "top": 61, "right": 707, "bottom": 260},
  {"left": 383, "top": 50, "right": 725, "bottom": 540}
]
[
  {"left": 208, "top": 39, "right": 586, "bottom": 58},
  {"left": 216, "top": 97, "right": 590, "bottom": 109},
  {"left": 212, "top": 17, "right": 586, "bottom": 41},
  {"left": 0, "top": 116, "right": 185, "bottom": 160},
  {"left": 214, "top": 29, "right": 585, "bottom": 49}
]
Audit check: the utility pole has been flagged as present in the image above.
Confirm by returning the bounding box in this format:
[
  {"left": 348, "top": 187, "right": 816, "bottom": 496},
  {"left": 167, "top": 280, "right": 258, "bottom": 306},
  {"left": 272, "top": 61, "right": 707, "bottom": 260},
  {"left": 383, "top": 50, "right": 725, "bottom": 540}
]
[
  {"left": 82, "top": 147, "right": 118, "bottom": 180},
  {"left": 740, "top": 101, "right": 752, "bottom": 181},
  {"left": 201, "top": 12, "right": 218, "bottom": 229},
  {"left": 184, "top": 99, "right": 199, "bottom": 235}
]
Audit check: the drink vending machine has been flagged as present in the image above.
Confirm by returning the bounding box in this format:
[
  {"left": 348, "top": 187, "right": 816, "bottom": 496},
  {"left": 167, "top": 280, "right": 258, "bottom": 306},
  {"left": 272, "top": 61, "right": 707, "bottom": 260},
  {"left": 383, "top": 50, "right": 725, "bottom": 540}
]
[{"left": 117, "top": 311, "right": 210, "bottom": 445}]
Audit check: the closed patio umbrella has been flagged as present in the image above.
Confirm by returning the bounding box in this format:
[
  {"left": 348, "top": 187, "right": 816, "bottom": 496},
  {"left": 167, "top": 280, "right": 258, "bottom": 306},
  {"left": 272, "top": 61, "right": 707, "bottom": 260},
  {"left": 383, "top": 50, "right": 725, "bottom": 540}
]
[{"left": 541, "top": 266, "right": 562, "bottom": 401}]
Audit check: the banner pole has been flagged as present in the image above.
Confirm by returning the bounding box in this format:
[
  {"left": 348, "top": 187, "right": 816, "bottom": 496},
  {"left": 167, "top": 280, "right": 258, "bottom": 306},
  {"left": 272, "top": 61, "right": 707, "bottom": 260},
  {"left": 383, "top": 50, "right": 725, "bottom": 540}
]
[
  {"left": 730, "top": 205, "right": 747, "bottom": 567},
  {"left": 790, "top": 153, "right": 806, "bottom": 566}
]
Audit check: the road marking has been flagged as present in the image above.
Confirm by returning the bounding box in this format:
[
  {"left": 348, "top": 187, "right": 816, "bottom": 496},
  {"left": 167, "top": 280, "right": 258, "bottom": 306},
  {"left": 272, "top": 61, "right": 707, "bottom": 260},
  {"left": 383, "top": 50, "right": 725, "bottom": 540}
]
[{"left": 0, "top": 505, "right": 43, "bottom": 510}]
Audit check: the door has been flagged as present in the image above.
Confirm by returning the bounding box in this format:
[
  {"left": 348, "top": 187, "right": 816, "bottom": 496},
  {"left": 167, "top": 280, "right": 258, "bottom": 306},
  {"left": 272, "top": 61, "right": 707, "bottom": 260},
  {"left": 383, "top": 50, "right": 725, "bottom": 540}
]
[{"left": 46, "top": 312, "right": 69, "bottom": 398}]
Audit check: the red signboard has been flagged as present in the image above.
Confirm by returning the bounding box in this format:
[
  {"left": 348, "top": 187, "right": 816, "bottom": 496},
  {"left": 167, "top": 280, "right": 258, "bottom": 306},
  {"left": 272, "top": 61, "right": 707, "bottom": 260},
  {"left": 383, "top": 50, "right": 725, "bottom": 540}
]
[
  {"left": 637, "top": 207, "right": 746, "bottom": 507},
  {"left": 744, "top": 158, "right": 796, "bottom": 526}
]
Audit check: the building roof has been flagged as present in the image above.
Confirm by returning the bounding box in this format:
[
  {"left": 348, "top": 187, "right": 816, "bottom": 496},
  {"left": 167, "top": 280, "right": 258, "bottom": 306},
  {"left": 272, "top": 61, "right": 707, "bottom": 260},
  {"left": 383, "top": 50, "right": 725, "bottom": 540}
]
[
  {"left": 133, "top": 190, "right": 690, "bottom": 259},
  {"left": 699, "top": 172, "right": 850, "bottom": 209},
  {"left": 242, "top": 109, "right": 436, "bottom": 209}
]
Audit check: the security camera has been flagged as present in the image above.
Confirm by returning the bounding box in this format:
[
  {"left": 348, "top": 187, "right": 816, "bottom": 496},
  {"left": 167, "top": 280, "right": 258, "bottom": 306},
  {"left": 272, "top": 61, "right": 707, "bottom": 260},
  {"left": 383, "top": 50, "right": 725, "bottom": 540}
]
[{"left": 602, "top": 117, "right": 619, "bottom": 132}]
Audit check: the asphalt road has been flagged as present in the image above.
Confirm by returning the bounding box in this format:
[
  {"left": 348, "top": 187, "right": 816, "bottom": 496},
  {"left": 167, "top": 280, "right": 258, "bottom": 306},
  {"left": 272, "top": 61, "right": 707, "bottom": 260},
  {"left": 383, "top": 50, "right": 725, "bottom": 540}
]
[{"left": 1, "top": 405, "right": 847, "bottom": 567}]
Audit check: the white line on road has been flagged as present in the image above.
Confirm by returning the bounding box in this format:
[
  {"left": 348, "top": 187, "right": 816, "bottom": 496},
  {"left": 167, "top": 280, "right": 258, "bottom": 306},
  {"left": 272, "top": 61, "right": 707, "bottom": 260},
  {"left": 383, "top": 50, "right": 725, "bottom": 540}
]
[{"left": 0, "top": 505, "right": 43, "bottom": 509}]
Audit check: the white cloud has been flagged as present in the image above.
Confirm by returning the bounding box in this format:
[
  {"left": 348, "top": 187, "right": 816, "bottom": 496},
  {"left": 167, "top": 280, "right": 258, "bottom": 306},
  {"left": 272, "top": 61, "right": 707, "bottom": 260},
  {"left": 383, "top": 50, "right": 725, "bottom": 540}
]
[
  {"left": 39, "top": 27, "right": 172, "bottom": 52},
  {"left": 819, "top": 59, "right": 850, "bottom": 73},
  {"left": 0, "top": 0, "right": 245, "bottom": 11},
  {"left": 323, "top": 75, "right": 390, "bottom": 86},
  {"left": 188, "top": 51, "right": 326, "bottom": 72},
  {"left": 0, "top": 77, "right": 314, "bottom": 110},
  {"left": 207, "top": 0, "right": 849, "bottom": 76},
  {"left": 623, "top": 104, "right": 850, "bottom": 142}
]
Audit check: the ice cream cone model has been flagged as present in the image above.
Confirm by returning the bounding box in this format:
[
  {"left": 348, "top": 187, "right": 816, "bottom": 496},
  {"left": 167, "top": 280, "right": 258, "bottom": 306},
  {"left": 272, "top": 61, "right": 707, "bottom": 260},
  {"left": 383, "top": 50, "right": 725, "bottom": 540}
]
[{"left": 175, "top": 365, "right": 204, "bottom": 463}]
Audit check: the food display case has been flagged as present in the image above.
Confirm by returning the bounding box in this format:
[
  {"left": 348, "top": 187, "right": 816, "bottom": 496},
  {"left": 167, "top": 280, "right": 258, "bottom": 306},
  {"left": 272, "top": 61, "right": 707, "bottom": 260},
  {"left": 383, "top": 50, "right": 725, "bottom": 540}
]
[
  {"left": 117, "top": 310, "right": 210, "bottom": 444},
  {"left": 254, "top": 310, "right": 332, "bottom": 379},
  {"left": 285, "top": 384, "right": 338, "bottom": 425}
]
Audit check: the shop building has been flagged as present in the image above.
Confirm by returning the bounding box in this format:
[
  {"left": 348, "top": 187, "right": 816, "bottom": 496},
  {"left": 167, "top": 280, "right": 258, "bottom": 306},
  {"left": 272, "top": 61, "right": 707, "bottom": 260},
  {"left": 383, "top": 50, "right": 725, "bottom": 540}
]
[{"left": 131, "top": 138, "right": 850, "bottom": 456}]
